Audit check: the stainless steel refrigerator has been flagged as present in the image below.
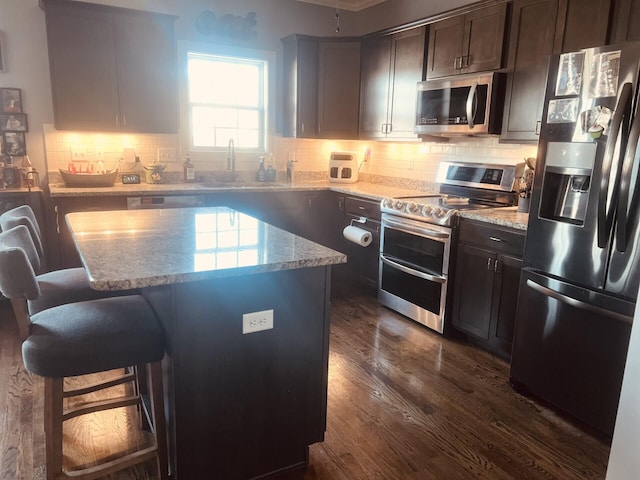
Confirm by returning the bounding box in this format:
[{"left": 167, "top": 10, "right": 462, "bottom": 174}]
[{"left": 510, "top": 42, "right": 640, "bottom": 437}]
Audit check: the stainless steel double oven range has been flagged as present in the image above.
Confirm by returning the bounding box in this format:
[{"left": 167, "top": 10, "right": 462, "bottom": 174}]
[{"left": 378, "top": 161, "right": 521, "bottom": 333}]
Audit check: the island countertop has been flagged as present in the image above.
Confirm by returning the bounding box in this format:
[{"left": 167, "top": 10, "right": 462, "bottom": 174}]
[{"left": 66, "top": 206, "right": 347, "bottom": 291}]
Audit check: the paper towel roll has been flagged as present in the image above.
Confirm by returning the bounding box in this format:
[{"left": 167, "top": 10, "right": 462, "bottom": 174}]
[{"left": 343, "top": 225, "right": 372, "bottom": 247}]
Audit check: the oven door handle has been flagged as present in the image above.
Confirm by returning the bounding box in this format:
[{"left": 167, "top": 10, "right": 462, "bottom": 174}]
[
  {"left": 382, "top": 218, "right": 449, "bottom": 241},
  {"left": 380, "top": 255, "right": 446, "bottom": 284}
]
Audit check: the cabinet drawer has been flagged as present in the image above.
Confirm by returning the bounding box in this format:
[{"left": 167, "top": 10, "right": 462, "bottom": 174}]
[
  {"left": 459, "top": 220, "right": 525, "bottom": 257},
  {"left": 345, "top": 196, "right": 381, "bottom": 220}
]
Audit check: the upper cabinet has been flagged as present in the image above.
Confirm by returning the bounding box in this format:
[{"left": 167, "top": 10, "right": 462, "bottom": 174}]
[
  {"left": 500, "top": 0, "right": 613, "bottom": 143},
  {"left": 425, "top": 3, "right": 507, "bottom": 79},
  {"left": 359, "top": 27, "right": 426, "bottom": 139},
  {"left": 282, "top": 35, "right": 360, "bottom": 139},
  {"left": 42, "top": 0, "right": 178, "bottom": 133},
  {"left": 611, "top": 0, "right": 640, "bottom": 43}
]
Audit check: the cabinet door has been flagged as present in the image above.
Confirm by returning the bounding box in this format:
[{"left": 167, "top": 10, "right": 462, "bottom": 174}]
[
  {"left": 491, "top": 253, "right": 523, "bottom": 353},
  {"left": 451, "top": 243, "right": 495, "bottom": 340},
  {"left": 426, "top": 15, "right": 464, "bottom": 79},
  {"left": 114, "top": 12, "right": 177, "bottom": 133},
  {"left": 45, "top": 4, "right": 120, "bottom": 131},
  {"left": 359, "top": 36, "right": 393, "bottom": 139},
  {"left": 501, "top": 0, "right": 559, "bottom": 143},
  {"left": 612, "top": 0, "right": 640, "bottom": 43},
  {"left": 282, "top": 36, "right": 319, "bottom": 138},
  {"left": 317, "top": 41, "right": 361, "bottom": 139},
  {"left": 345, "top": 215, "right": 380, "bottom": 288},
  {"left": 461, "top": 3, "right": 507, "bottom": 74},
  {"left": 387, "top": 27, "right": 426, "bottom": 138},
  {"left": 554, "top": 0, "right": 612, "bottom": 52}
]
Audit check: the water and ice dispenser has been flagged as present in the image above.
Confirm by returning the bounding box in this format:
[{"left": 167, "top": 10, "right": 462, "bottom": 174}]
[{"left": 539, "top": 142, "right": 597, "bottom": 225}]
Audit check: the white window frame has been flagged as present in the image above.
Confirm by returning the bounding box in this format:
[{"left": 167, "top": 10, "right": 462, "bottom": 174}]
[{"left": 178, "top": 41, "right": 275, "bottom": 155}]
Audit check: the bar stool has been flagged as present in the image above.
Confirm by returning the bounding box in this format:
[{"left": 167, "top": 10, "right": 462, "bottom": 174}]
[
  {"left": 0, "top": 225, "right": 169, "bottom": 480},
  {"left": 0, "top": 205, "right": 138, "bottom": 314}
]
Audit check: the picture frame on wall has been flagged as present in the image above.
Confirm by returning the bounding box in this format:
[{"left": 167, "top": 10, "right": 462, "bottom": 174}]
[
  {"left": 0, "top": 31, "right": 6, "bottom": 73},
  {"left": 3, "top": 131, "right": 26, "bottom": 156},
  {"left": 0, "top": 88, "right": 22, "bottom": 113},
  {"left": 0, "top": 113, "right": 27, "bottom": 132}
]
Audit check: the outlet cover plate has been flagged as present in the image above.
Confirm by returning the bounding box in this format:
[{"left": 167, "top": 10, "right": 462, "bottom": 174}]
[
  {"left": 242, "top": 309, "right": 274, "bottom": 334},
  {"left": 157, "top": 147, "right": 177, "bottom": 163}
]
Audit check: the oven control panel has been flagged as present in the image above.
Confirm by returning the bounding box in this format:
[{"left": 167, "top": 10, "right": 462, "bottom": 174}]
[{"left": 381, "top": 198, "right": 457, "bottom": 226}]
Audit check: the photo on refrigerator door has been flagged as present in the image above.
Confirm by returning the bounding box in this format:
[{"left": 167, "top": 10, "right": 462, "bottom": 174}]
[{"left": 556, "top": 52, "right": 584, "bottom": 96}]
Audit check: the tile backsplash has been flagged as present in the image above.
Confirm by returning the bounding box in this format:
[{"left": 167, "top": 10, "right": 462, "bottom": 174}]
[{"left": 43, "top": 123, "right": 537, "bottom": 184}]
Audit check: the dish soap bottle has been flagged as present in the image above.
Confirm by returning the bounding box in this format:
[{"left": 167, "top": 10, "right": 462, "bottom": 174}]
[
  {"left": 257, "top": 156, "right": 266, "bottom": 182},
  {"left": 266, "top": 153, "right": 276, "bottom": 182},
  {"left": 183, "top": 153, "right": 195, "bottom": 183}
]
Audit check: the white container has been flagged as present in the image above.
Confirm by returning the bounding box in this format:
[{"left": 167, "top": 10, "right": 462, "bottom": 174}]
[{"left": 328, "top": 151, "right": 358, "bottom": 183}]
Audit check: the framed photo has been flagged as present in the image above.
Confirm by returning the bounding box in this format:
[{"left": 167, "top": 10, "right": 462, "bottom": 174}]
[
  {"left": 0, "top": 113, "right": 27, "bottom": 132},
  {"left": 0, "top": 31, "right": 6, "bottom": 73},
  {"left": 0, "top": 88, "right": 22, "bottom": 113},
  {"left": 3, "top": 132, "right": 26, "bottom": 156}
]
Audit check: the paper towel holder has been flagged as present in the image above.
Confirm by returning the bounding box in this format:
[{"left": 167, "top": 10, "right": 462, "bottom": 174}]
[{"left": 350, "top": 216, "right": 367, "bottom": 226}]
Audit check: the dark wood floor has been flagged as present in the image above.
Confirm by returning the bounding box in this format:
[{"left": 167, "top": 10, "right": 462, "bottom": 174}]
[{"left": 0, "top": 281, "right": 610, "bottom": 479}]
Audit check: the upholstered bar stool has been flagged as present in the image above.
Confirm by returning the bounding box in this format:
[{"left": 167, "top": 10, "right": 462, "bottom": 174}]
[
  {"left": 0, "top": 225, "right": 168, "bottom": 480},
  {"left": 0, "top": 204, "right": 138, "bottom": 314}
]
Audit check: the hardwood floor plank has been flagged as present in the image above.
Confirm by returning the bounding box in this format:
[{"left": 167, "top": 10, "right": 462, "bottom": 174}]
[{"left": 0, "top": 281, "right": 610, "bottom": 480}]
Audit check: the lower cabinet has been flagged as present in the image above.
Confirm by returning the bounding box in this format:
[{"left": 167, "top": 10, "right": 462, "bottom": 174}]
[
  {"left": 343, "top": 196, "right": 381, "bottom": 289},
  {"left": 451, "top": 219, "right": 525, "bottom": 357}
]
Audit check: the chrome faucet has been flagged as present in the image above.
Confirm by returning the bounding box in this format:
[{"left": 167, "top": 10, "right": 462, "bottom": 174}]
[{"left": 227, "top": 138, "right": 235, "bottom": 173}]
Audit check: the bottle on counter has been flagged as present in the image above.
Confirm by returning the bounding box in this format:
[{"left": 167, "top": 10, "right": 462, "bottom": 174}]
[
  {"left": 257, "top": 156, "right": 266, "bottom": 182},
  {"left": 266, "top": 153, "right": 276, "bottom": 182},
  {"left": 183, "top": 153, "right": 195, "bottom": 183}
]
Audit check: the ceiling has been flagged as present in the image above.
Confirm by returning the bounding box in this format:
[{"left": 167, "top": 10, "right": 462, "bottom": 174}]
[{"left": 295, "top": 0, "right": 388, "bottom": 11}]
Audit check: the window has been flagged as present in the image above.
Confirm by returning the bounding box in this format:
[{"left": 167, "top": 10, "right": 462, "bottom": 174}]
[{"left": 187, "top": 52, "right": 267, "bottom": 151}]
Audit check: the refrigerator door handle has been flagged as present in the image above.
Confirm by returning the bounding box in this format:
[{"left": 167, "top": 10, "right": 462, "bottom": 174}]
[
  {"left": 616, "top": 108, "right": 640, "bottom": 252},
  {"left": 598, "top": 82, "right": 633, "bottom": 249},
  {"left": 526, "top": 279, "right": 633, "bottom": 325}
]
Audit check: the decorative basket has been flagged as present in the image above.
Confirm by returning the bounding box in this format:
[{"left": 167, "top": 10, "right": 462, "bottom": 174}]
[{"left": 59, "top": 169, "right": 118, "bottom": 188}]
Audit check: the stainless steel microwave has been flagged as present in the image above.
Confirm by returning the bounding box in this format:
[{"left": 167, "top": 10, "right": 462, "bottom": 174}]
[{"left": 415, "top": 72, "right": 505, "bottom": 136}]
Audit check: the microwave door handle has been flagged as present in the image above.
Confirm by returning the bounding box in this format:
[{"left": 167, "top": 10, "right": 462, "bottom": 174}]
[
  {"left": 526, "top": 279, "right": 633, "bottom": 324},
  {"left": 598, "top": 82, "right": 633, "bottom": 249},
  {"left": 466, "top": 80, "right": 478, "bottom": 129},
  {"left": 380, "top": 255, "right": 446, "bottom": 284},
  {"left": 616, "top": 107, "right": 640, "bottom": 252}
]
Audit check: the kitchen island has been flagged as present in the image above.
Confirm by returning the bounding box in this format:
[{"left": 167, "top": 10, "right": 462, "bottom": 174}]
[{"left": 65, "top": 206, "right": 347, "bottom": 479}]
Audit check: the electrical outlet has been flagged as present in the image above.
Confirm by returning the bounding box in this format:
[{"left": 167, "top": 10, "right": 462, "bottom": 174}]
[
  {"left": 157, "top": 147, "right": 177, "bottom": 163},
  {"left": 242, "top": 309, "right": 274, "bottom": 334},
  {"left": 70, "top": 145, "right": 87, "bottom": 162}
]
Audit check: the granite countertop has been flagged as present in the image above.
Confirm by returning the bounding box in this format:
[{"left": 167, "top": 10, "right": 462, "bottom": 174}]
[
  {"left": 459, "top": 206, "right": 529, "bottom": 231},
  {"left": 65, "top": 206, "right": 347, "bottom": 291},
  {"left": 51, "top": 180, "right": 528, "bottom": 230},
  {"left": 47, "top": 180, "right": 428, "bottom": 202}
]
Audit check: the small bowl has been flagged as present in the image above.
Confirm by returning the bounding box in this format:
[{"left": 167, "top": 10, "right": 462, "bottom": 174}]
[{"left": 59, "top": 169, "right": 118, "bottom": 187}]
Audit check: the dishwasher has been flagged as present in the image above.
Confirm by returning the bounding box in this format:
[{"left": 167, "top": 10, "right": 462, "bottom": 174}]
[{"left": 126, "top": 195, "right": 205, "bottom": 209}]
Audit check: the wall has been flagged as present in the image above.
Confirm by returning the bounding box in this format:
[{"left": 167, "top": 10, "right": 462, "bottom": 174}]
[{"left": 2, "top": 0, "right": 536, "bottom": 187}]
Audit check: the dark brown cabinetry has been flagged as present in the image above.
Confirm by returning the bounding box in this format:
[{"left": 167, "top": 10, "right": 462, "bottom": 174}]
[
  {"left": 282, "top": 35, "right": 360, "bottom": 139},
  {"left": 451, "top": 219, "right": 525, "bottom": 357},
  {"left": 344, "top": 196, "right": 381, "bottom": 289},
  {"left": 611, "top": 0, "right": 640, "bottom": 43},
  {"left": 426, "top": 3, "right": 507, "bottom": 79},
  {"left": 359, "top": 27, "right": 426, "bottom": 139},
  {"left": 43, "top": 0, "right": 177, "bottom": 133},
  {"left": 501, "top": 0, "right": 613, "bottom": 143}
]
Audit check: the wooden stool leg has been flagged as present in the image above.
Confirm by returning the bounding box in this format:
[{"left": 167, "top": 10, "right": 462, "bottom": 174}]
[
  {"left": 44, "top": 377, "right": 64, "bottom": 480},
  {"left": 148, "top": 361, "right": 169, "bottom": 480}
]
